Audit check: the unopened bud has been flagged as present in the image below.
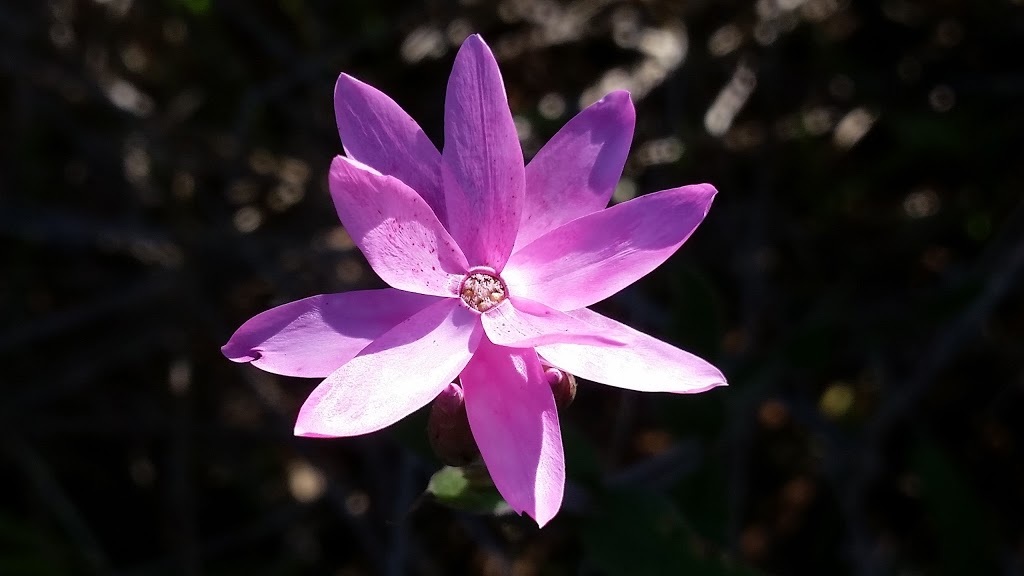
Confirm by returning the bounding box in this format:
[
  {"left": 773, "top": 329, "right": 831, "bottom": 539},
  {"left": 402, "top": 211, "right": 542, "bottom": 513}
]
[
  {"left": 427, "top": 382, "right": 479, "bottom": 466},
  {"left": 545, "top": 367, "right": 577, "bottom": 409}
]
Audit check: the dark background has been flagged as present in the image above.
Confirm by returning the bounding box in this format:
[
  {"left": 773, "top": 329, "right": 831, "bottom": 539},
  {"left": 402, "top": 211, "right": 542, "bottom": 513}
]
[{"left": 3, "top": 0, "right": 1024, "bottom": 574}]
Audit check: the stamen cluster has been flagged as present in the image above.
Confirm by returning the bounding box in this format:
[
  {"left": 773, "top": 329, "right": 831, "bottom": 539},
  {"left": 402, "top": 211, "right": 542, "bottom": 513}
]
[{"left": 460, "top": 272, "right": 505, "bottom": 312}]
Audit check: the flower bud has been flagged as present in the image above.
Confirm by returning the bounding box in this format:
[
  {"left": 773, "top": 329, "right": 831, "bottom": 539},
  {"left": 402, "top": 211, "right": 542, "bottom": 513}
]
[
  {"left": 545, "top": 367, "right": 577, "bottom": 409},
  {"left": 427, "top": 382, "right": 479, "bottom": 466}
]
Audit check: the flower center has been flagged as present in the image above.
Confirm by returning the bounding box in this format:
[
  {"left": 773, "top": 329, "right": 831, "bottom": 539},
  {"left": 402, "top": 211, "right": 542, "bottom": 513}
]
[{"left": 460, "top": 271, "right": 506, "bottom": 312}]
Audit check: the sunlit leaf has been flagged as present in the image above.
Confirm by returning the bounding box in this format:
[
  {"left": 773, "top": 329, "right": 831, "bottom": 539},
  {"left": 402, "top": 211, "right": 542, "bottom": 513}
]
[{"left": 426, "top": 464, "right": 512, "bottom": 515}]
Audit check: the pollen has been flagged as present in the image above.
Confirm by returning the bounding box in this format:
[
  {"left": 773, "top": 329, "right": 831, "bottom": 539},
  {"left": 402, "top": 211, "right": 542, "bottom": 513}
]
[{"left": 460, "top": 272, "right": 506, "bottom": 312}]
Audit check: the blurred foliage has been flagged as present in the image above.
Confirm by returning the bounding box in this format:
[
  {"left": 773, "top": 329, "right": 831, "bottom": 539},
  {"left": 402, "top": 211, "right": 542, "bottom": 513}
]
[
  {"left": 3, "top": 0, "right": 1024, "bottom": 575},
  {"left": 426, "top": 465, "right": 511, "bottom": 516},
  {"left": 582, "top": 490, "right": 756, "bottom": 576}
]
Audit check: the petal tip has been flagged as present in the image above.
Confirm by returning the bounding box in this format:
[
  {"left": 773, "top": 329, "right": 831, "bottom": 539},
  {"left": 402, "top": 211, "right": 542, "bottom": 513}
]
[
  {"left": 699, "top": 183, "right": 719, "bottom": 214},
  {"left": 457, "top": 33, "right": 498, "bottom": 64},
  {"left": 532, "top": 507, "right": 558, "bottom": 528},
  {"left": 221, "top": 332, "right": 261, "bottom": 363},
  {"left": 697, "top": 182, "right": 720, "bottom": 198},
  {"left": 503, "top": 495, "right": 559, "bottom": 528},
  {"left": 601, "top": 89, "right": 634, "bottom": 109},
  {"left": 676, "top": 375, "right": 728, "bottom": 395},
  {"left": 293, "top": 426, "right": 333, "bottom": 439},
  {"left": 293, "top": 410, "right": 312, "bottom": 437},
  {"left": 293, "top": 398, "right": 329, "bottom": 438},
  {"left": 462, "top": 33, "right": 487, "bottom": 47},
  {"left": 331, "top": 154, "right": 381, "bottom": 177},
  {"left": 333, "top": 73, "right": 374, "bottom": 103},
  {"left": 334, "top": 72, "right": 357, "bottom": 94},
  {"left": 293, "top": 410, "right": 337, "bottom": 438},
  {"left": 677, "top": 183, "right": 719, "bottom": 216},
  {"left": 597, "top": 90, "right": 636, "bottom": 125},
  {"left": 336, "top": 71, "right": 359, "bottom": 84},
  {"left": 221, "top": 345, "right": 259, "bottom": 364}
]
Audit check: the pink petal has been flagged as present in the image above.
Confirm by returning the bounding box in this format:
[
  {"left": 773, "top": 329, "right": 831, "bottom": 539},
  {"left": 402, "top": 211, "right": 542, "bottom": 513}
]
[
  {"left": 503, "top": 184, "right": 717, "bottom": 311},
  {"left": 329, "top": 156, "right": 468, "bottom": 297},
  {"left": 334, "top": 74, "right": 446, "bottom": 222},
  {"left": 222, "top": 289, "right": 440, "bottom": 378},
  {"left": 480, "top": 297, "right": 624, "bottom": 348},
  {"left": 536, "top": 308, "right": 727, "bottom": 393},
  {"left": 442, "top": 34, "right": 524, "bottom": 270},
  {"left": 294, "top": 299, "right": 482, "bottom": 437},
  {"left": 461, "top": 339, "right": 564, "bottom": 527},
  {"left": 515, "top": 91, "right": 635, "bottom": 251}
]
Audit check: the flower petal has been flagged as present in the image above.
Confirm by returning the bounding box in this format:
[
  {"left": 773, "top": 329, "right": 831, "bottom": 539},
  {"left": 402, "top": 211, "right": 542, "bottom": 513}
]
[
  {"left": 503, "top": 184, "right": 717, "bottom": 310},
  {"left": 334, "top": 73, "right": 446, "bottom": 221},
  {"left": 480, "top": 297, "right": 624, "bottom": 348},
  {"left": 222, "top": 289, "right": 440, "bottom": 378},
  {"left": 461, "top": 339, "right": 564, "bottom": 527},
  {"left": 536, "top": 308, "right": 727, "bottom": 393},
  {"left": 294, "top": 299, "right": 482, "bottom": 437},
  {"left": 515, "top": 91, "right": 635, "bottom": 251},
  {"left": 442, "top": 34, "right": 524, "bottom": 270},
  {"left": 329, "top": 155, "right": 468, "bottom": 297}
]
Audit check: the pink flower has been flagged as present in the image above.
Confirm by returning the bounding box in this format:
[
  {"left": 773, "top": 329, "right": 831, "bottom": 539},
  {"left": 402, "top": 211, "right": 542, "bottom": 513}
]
[{"left": 223, "top": 34, "right": 725, "bottom": 527}]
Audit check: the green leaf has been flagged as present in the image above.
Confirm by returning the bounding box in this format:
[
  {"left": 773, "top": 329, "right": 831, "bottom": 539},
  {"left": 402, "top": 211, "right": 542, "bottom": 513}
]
[
  {"left": 426, "top": 464, "right": 511, "bottom": 515},
  {"left": 180, "top": 0, "right": 211, "bottom": 15}
]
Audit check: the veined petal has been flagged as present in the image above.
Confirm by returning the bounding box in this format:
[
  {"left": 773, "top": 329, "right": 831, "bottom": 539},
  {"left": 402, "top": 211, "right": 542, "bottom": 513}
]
[
  {"left": 536, "top": 308, "right": 727, "bottom": 394},
  {"left": 222, "top": 289, "right": 440, "bottom": 378},
  {"left": 480, "top": 297, "right": 624, "bottom": 348},
  {"left": 442, "top": 34, "right": 524, "bottom": 270},
  {"left": 515, "top": 91, "right": 635, "bottom": 251},
  {"left": 503, "top": 184, "right": 717, "bottom": 310},
  {"left": 329, "top": 156, "right": 468, "bottom": 297},
  {"left": 294, "top": 299, "right": 482, "bottom": 437},
  {"left": 334, "top": 74, "right": 446, "bottom": 221},
  {"left": 461, "top": 339, "right": 564, "bottom": 527}
]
